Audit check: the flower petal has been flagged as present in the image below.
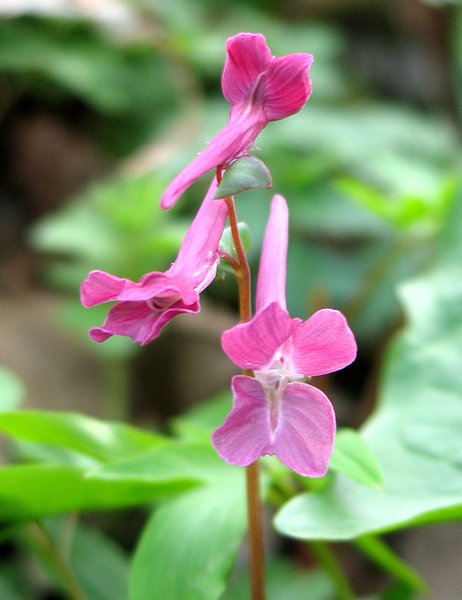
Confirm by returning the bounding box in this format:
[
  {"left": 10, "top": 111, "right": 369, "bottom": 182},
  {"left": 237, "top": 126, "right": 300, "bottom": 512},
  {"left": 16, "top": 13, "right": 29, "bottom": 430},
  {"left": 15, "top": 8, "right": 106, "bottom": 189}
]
[
  {"left": 170, "top": 178, "right": 228, "bottom": 292},
  {"left": 292, "top": 309, "right": 357, "bottom": 377},
  {"left": 160, "top": 116, "right": 265, "bottom": 210},
  {"left": 221, "top": 33, "right": 272, "bottom": 106},
  {"left": 261, "top": 53, "right": 313, "bottom": 122},
  {"left": 117, "top": 272, "right": 180, "bottom": 302},
  {"left": 80, "top": 271, "right": 126, "bottom": 308},
  {"left": 256, "top": 194, "right": 288, "bottom": 312},
  {"left": 221, "top": 302, "right": 293, "bottom": 370},
  {"left": 212, "top": 376, "right": 271, "bottom": 466},
  {"left": 273, "top": 382, "right": 336, "bottom": 477},
  {"left": 89, "top": 298, "right": 200, "bottom": 346}
]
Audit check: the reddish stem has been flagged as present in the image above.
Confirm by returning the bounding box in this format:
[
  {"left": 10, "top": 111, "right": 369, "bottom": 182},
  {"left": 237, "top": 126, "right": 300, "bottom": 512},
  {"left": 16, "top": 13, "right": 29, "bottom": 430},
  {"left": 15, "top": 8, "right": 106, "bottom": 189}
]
[{"left": 217, "top": 168, "right": 266, "bottom": 600}]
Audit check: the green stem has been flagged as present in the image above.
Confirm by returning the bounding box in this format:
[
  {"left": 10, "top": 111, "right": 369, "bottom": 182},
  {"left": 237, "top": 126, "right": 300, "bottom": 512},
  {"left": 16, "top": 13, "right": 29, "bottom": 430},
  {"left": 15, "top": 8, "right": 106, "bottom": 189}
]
[
  {"left": 343, "top": 239, "right": 404, "bottom": 325},
  {"left": 217, "top": 168, "right": 266, "bottom": 600},
  {"left": 355, "top": 535, "right": 427, "bottom": 593},
  {"left": 310, "top": 541, "right": 355, "bottom": 600},
  {"left": 26, "top": 522, "right": 86, "bottom": 600},
  {"left": 102, "top": 355, "right": 131, "bottom": 421}
]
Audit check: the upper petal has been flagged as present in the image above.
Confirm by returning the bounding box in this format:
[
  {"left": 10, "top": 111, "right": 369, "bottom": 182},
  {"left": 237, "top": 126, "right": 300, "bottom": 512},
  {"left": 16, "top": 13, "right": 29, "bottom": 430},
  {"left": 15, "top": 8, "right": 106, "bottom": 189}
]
[
  {"left": 212, "top": 375, "right": 271, "bottom": 467},
  {"left": 221, "top": 302, "right": 293, "bottom": 371},
  {"left": 117, "top": 272, "right": 181, "bottom": 302},
  {"left": 273, "top": 382, "right": 336, "bottom": 477},
  {"left": 292, "top": 309, "right": 357, "bottom": 377},
  {"left": 260, "top": 53, "right": 313, "bottom": 122},
  {"left": 221, "top": 33, "right": 273, "bottom": 106},
  {"left": 160, "top": 115, "right": 265, "bottom": 210},
  {"left": 256, "top": 194, "right": 288, "bottom": 312},
  {"left": 80, "top": 270, "right": 126, "bottom": 307}
]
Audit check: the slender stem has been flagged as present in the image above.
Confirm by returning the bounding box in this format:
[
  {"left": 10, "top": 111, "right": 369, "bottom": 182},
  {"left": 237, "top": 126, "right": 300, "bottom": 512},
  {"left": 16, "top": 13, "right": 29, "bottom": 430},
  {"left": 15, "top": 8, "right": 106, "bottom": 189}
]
[
  {"left": 26, "top": 522, "right": 86, "bottom": 600},
  {"left": 225, "top": 195, "right": 252, "bottom": 323},
  {"left": 355, "top": 535, "right": 427, "bottom": 593},
  {"left": 217, "top": 168, "right": 266, "bottom": 600},
  {"left": 343, "top": 239, "right": 404, "bottom": 325},
  {"left": 102, "top": 356, "right": 131, "bottom": 421},
  {"left": 246, "top": 462, "right": 266, "bottom": 600},
  {"left": 310, "top": 541, "right": 355, "bottom": 600}
]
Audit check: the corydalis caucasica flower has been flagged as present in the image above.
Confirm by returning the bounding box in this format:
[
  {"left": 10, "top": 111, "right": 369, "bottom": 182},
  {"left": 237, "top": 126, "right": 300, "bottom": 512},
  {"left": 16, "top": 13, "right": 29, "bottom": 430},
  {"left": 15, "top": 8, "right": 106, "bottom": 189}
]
[
  {"left": 81, "top": 179, "right": 227, "bottom": 345},
  {"left": 212, "top": 196, "right": 357, "bottom": 477},
  {"left": 160, "top": 33, "right": 313, "bottom": 210}
]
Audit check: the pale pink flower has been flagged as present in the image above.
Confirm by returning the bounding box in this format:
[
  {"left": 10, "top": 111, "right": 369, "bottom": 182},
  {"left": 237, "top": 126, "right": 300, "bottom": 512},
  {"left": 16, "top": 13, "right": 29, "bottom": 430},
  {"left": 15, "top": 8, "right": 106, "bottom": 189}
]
[
  {"left": 160, "top": 33, "right": 313, "bottom": 210},
  {"left": 81, "top": 179, "right": 228, "bottom": 345},
  {"left": 212, "top": 196, "right": 356, "bottom": 477}
]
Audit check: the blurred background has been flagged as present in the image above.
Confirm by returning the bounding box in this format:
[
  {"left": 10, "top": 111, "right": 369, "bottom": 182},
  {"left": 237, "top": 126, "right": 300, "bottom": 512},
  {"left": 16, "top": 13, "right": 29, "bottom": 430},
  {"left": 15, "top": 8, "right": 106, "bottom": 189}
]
[{"left": 1, "top": 0, "right": 462, "bottom": 598}]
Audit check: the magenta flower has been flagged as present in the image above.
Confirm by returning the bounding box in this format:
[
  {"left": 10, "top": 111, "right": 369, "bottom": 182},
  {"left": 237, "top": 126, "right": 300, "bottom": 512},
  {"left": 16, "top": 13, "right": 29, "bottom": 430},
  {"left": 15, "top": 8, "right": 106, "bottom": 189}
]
[
  {"left": 212, "top": 196, "right": 356, "bottom": 477},
  {"left": 81, "top": 179, "right": 228, "bottom": 346},
  {"left": 160, "top": 33, "right": 313, "bottom": 210}
]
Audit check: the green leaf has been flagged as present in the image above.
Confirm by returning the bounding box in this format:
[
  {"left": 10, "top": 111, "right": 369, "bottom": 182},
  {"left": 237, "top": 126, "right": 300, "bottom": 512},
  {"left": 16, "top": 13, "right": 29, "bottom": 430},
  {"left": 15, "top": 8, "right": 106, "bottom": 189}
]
[
  {"left": 67, "top": 523, "right": 129, "bottom": 600},
  {"left": 0, "top": 564, "right": 26, "bottom": 600},
  {"left": 0, "top": 457, "right": 200, "bottom": 523},
  {"left": 222, "top": 560, "right": 335, "bottom": 600},
  {"left": 129, "top": 443, "right": 247, "bottom": 600},
  {"left": 25, "top": 518, "right": 130, "bottom": 600},
  {"left": 0, "top": 411, "right": 162, "bottom": 464},
  {"left": 0, "top": 368, "right": 24, "bottom": 412},
  {"left": 274, "top": 189, "right": 462, "bottom": 540},
  {"left": 330, "top": 428, "right": 383, "bottom": 489},
  {"left": 214, "top": 157, "right": 272, "bottom": 199}
]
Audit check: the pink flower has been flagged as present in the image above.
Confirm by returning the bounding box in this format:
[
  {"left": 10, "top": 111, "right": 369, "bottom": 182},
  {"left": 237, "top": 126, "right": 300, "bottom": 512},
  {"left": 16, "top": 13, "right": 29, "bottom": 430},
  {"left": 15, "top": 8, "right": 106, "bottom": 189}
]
[
  {"left": 81, "top": 179, "right": 228, "bottom": 346},
  {"left": 160, "top": 33, "right": 313, "bottom": 210},
  {"left": 212, "top": 196, "right": 356, "bottom": 477}
]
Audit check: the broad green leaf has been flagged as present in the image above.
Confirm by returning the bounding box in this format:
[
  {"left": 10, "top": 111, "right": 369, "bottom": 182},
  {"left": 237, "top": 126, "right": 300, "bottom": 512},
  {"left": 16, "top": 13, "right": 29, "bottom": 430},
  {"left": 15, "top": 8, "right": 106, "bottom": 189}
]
[
  {"left": 128, "top": 443, "right": 247, "bottom": 600},
  {"left": 0, "top": 411, "right": 162, "bottom": 464},
  {"left": 222, "top": 561, "right": 335, "bottom": 600},
  {"left": 214, "top": 157, "right": 272, "bottom": 199},
  {"left": 92, "top": 440, "right": 224, "bottom": 484},
  {"left": 0, "top": 368, "right": 24, "bottom": 412},
  {"left": 0, "top": 564, "right": 26, "bottom": 600},
  {"left": 0, "top": 460, "right": 199, "bottom": 523},
  {"left": 330, "top": 428, "right": 383, "bottom": 489},
  {"left": 275, "top": 190, "right": 462, "bottom": 540},
  {"left": 66, "top": 522, "right": 129, "bottom": 600}
]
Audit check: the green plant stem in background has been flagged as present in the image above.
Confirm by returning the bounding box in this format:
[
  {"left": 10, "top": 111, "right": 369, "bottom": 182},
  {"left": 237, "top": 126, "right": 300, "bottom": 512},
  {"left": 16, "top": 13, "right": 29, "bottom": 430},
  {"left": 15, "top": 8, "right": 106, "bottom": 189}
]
[
  {"left": 102, "top": 356, "right": 131, "bottom": 422},
  {"left": 218, "top": 168, "right": 266, "bottom": 600},
  {"left": 26, "top": 523, "right": 86, "bottom": 600},
  {"left": 310, "top": 541, "right": 355, "bottom": 600},
  {"left": 343, "top": 239, "right": 405, "bottom": 325},
  {"left": 355, "top": 535, "right": 427, "bottom": 594}
]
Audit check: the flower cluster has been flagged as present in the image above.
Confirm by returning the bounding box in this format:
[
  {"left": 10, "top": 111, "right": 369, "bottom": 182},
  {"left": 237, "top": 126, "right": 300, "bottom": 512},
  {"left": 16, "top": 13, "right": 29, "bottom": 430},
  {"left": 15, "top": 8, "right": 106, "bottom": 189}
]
[{"left": 81, "top": 32, "right": 356, "bottom": 477}]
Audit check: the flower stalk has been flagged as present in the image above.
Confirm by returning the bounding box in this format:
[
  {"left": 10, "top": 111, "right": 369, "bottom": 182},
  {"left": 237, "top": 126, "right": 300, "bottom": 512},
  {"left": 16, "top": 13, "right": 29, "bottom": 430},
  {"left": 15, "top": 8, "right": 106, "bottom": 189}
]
[{"left": 217, "top": 167, "right": 266, "bottom": 600}]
